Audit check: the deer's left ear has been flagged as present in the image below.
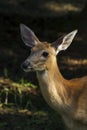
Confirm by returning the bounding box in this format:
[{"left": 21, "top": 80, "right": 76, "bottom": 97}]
[{"left": 52, "top": 30, "right": 78, "bottom": 54}]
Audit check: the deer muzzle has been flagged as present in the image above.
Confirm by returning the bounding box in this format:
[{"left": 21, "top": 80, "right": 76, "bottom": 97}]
[{"left": 21, "top": 60, "right": 33, "bottom": 72}]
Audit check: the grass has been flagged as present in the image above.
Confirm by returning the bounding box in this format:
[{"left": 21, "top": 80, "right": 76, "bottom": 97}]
[{"left": 0, "top": 77, "right": 66, "bottom": 130}]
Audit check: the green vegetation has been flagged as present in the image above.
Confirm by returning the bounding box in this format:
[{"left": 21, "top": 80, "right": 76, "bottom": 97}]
[{"left": 0, "top": 77, "right": 66, "bottom": 130}]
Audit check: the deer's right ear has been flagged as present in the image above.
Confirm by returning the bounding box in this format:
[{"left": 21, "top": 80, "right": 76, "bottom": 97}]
[{"left": 20, "top": 24, "right": 40, "bottom": 47}]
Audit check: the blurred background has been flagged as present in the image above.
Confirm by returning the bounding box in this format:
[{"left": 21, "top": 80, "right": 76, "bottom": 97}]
[{"left": 0, "top": 0, "right": 87, "bottom": 130}]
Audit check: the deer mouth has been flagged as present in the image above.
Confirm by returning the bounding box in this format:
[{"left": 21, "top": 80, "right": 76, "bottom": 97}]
[
  {"left": 21, "top": 62, "right": 45, "bottom": 72},
  {"left": 23, "top": 66, "right": 34, "bottom": 72},
  {"left": 21, "top": 62, "right": 34, "bottom": 72}
]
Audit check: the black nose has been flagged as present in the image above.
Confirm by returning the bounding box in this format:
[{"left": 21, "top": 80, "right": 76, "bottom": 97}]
[{"left": 21, "top": 62, "right": 28, "bottom": 70}]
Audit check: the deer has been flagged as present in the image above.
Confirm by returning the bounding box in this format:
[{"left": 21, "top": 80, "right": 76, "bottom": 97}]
[{"left": 20, "top": 24, "right": 87, "bottom": 130}]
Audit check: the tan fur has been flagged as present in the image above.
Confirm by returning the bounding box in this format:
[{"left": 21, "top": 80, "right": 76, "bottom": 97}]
[
  {"left": 21, "top": 37, "right": 87, "bottom": 130},
  {"left": 20, "top": 24, "right": 87, "bottom": 130},
  {"left": 31, "top": 43, "right": 87, "bottom": 130}
]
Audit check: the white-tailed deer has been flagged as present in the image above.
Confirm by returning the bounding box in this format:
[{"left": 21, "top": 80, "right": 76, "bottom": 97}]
[{"left": 20, "top": 24, "right": 87, "bottom": 130}]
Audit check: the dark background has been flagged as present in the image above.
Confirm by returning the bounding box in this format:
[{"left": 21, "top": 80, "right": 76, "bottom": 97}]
[{"left": 0, "top": 0, "right": 87, "bottom": 130}]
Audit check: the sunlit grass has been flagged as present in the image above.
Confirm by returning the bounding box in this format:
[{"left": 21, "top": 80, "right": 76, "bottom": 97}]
[
  {"left": 0, "top": 76, "right": 66, "bottom": 130},
  {"left": 19, "top": 78, "right": 37, "bottom": 89},
  {"left": 0, "top": 77, "right": 38, "bottom": 109}
]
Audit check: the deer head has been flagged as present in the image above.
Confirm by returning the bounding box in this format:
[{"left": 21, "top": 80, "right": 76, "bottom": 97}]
[{"left": 20, "top": 24, "right": 77, "bottom": 72}]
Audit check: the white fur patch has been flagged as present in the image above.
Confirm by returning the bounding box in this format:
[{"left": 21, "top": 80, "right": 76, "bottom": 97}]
[{"left": 37, "top": 71, "right": 63, "bottom": 111}]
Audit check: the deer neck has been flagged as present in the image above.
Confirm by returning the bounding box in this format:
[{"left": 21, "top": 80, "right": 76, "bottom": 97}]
[{"left": 37, "top": 59, "right": 71, "bottom": 111}]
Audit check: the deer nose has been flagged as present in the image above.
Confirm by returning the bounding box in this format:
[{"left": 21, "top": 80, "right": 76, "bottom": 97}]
[
  {"left": 21, "top": 62, "right": 27, "bottom": 70},
  {"left": 21, "top": 61, "right": 30, "bottom": 70}
]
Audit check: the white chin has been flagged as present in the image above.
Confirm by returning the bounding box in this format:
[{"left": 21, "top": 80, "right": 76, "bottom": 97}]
[{"left": 23, "top": 68, "right": 34, "bottom": 72}]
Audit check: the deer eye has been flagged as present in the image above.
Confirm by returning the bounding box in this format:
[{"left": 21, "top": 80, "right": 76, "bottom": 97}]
[{"left": 42, "top": 51, "right": 49, "bottom": 58}]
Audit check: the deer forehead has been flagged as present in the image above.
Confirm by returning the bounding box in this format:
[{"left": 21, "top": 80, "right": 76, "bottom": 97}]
[{"left": 31, "top": 42, "right": 56, "bottom": 54}]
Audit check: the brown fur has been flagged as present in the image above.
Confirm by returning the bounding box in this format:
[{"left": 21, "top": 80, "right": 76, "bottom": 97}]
[
  {"left": 32, "top": 42, "right": 87, "bottom": 130},
  {"left": 21, "top": 29, "right": 87, "bottom": 130}
]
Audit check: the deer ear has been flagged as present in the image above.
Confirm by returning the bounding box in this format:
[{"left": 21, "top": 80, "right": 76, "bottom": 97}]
[
  {"left": 52, "top": 30, "right": 78, "bottom": 54},
  {"left": 20, "top": 24, "right": 40, "bottom": 47}
]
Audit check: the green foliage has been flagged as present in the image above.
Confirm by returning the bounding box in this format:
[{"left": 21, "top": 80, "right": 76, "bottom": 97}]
[
  {"left": 20, "top": 78, "right": 37, "bottom": 89},
  {"left": 0, "top": 77, "right": 66, "bottom": 130},
  {"left": 0, "top": 77, "right": 36, "bottom": 108}
]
